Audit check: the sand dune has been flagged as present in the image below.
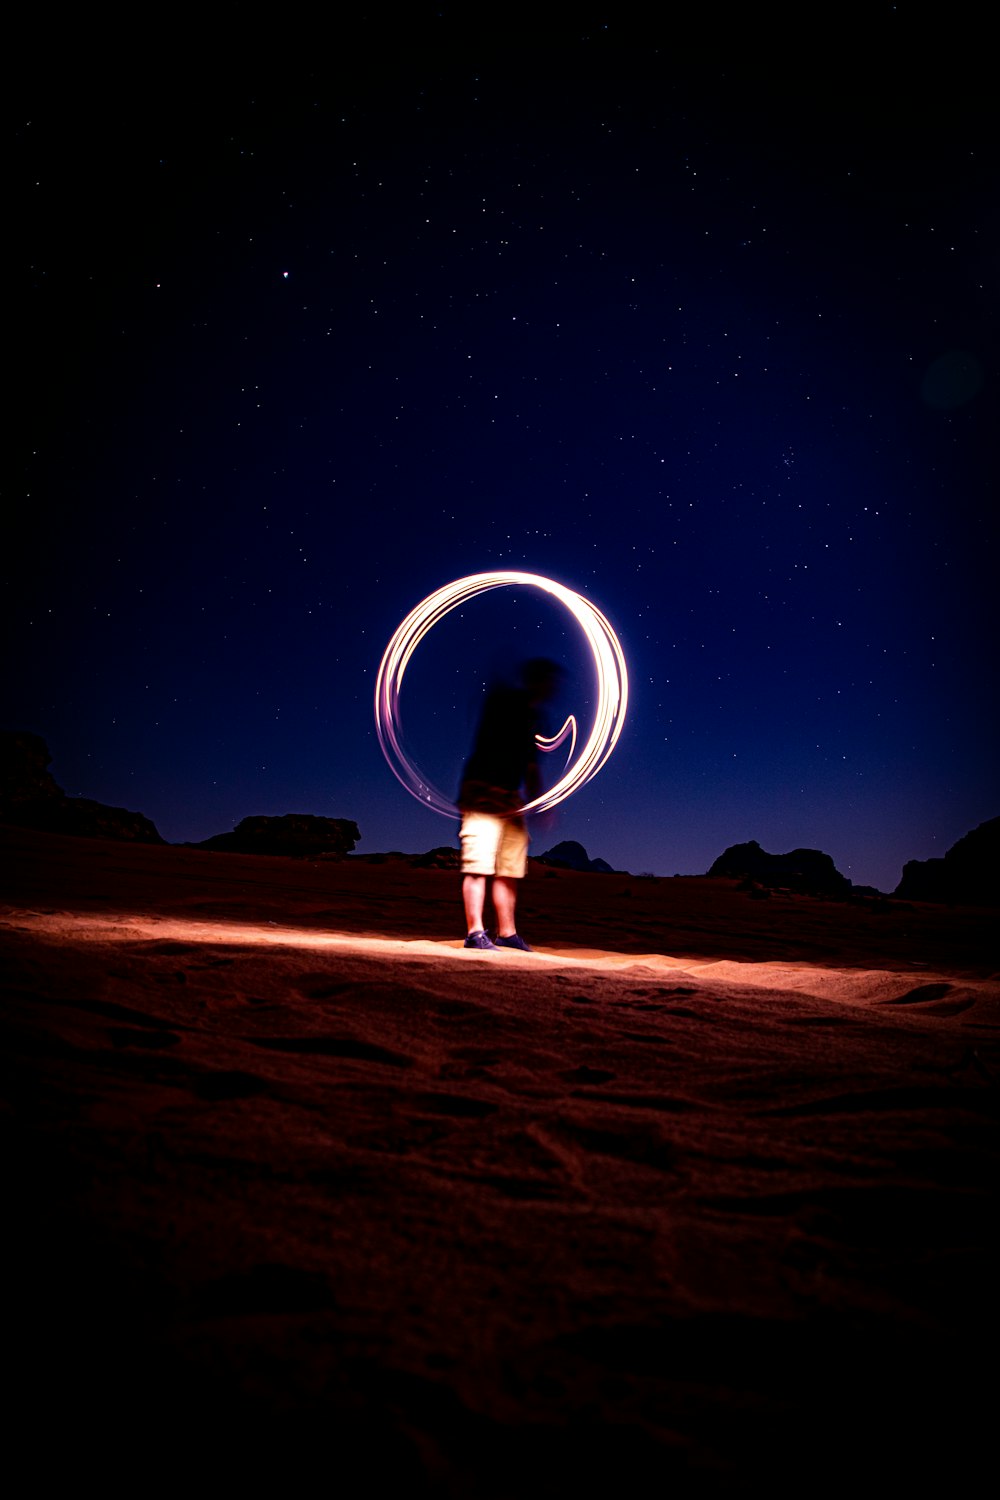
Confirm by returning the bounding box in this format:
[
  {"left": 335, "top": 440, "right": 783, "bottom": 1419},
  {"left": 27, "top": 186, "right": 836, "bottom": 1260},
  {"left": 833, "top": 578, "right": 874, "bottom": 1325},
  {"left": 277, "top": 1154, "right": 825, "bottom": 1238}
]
[{"left": 1, "top": 825, "right": 997, "bottom": 1490}]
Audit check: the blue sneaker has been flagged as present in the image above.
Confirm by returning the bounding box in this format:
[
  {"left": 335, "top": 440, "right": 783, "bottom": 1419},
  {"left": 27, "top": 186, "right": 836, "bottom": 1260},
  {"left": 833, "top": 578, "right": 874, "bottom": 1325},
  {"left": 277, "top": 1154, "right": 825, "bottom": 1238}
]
[
  {"left": 464, "top": 929, "right": 499, "bottom": 950},
  {"left": 495, "top": 934, "right": 532, "bottom": 952}
]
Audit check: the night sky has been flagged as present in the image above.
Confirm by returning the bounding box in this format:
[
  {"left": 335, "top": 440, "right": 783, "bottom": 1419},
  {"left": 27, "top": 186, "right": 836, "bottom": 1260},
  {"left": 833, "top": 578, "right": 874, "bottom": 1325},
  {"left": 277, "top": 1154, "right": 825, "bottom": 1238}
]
[{"left": 6, "top": 9, "right": 996, "bottom": 894}]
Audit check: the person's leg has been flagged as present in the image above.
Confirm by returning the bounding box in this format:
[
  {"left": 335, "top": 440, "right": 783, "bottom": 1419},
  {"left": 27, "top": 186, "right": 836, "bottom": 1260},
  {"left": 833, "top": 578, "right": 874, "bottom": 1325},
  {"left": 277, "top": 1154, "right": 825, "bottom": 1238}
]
[
  {"left": 460, "top": 813, "right": 502, "bottom": 946},
  {"left": 491, "top": 819, "right": 532, "bottom": 950},
  {"left": 492, "top": 876, "right": 519, "bottom": 938},
  {"left": 463, "top": 873, "right": 488, "bottom": 935}
]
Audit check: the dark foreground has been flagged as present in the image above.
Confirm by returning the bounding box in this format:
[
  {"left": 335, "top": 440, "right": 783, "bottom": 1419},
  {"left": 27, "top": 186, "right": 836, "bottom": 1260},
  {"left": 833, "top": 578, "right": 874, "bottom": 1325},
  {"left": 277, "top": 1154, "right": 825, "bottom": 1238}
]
[{"left": 1, "top": 826, "right": 997, "bottom": 1491}]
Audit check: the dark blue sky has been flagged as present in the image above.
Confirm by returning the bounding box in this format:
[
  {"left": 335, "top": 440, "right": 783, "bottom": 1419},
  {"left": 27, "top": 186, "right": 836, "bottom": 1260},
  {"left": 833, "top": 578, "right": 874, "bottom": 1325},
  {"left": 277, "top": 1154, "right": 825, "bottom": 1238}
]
[{"left": 6, "top": 8, "right": 996, "bottom": 892}]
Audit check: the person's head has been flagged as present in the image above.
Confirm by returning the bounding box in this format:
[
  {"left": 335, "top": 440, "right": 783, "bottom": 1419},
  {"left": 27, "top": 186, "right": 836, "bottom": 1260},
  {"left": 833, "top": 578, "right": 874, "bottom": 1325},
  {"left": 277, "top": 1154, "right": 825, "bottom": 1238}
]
[{"left": 520, "top": 657, "right": 563, "bottom": 704}]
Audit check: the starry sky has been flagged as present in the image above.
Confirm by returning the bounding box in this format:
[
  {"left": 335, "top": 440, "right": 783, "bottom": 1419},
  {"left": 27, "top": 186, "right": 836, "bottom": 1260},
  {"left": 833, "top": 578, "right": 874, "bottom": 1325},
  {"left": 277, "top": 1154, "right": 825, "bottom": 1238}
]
[{"left": 5, "top": 9, "right": 997, "bottom": 893}]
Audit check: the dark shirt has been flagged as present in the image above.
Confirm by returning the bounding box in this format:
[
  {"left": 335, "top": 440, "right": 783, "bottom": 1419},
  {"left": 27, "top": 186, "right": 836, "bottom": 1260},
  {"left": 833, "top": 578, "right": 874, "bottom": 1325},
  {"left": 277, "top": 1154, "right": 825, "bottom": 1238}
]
[{"left": 458, "top": 684, "right": 541, "bottom": 814}]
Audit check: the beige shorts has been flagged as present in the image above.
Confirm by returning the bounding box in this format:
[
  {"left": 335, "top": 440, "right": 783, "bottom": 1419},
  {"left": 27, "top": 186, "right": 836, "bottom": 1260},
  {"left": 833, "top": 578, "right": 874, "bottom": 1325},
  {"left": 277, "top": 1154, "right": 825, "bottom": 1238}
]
[{"left": 459, "top": 811, "right": 529, "bottom": 879}]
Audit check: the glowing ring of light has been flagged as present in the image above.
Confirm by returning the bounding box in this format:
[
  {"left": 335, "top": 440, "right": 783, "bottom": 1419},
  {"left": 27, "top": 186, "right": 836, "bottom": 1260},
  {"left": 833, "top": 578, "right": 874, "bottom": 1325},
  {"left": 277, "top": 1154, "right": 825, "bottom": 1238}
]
[{"left": 375, "top": 571, "right": 628, "bottom": 816}]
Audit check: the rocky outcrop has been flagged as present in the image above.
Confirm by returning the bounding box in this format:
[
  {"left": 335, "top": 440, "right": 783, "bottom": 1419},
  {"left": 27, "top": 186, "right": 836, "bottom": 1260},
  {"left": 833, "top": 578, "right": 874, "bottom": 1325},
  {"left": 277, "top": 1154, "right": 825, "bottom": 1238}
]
[
  {"left": 412, "top": 846, "right": 461, "bottom": 869},
  {"left": 708, "top": 839, "right": 851, "bottom": 897},
  {"left": 895, "top": 817, "right": 1000, "bottom": 905},
  {"left": 37, "top": 797, "right": 164, "bottom": 843},
  {"left": 197, "top": 814, "right": 360, "bottom": 858},
  {"left": 0, "top": 731, "right": 164, "bottom": 843},
  {"left": 0, "top": 730, "right": 63, "bottom": 816},
  {"left": 537, "top": 840, "right": 614, "bottom": 873}
]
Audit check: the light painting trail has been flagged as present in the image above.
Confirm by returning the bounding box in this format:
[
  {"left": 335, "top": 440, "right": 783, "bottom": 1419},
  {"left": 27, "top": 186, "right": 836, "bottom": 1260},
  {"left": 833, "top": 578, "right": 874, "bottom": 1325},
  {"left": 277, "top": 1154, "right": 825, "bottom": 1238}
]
[{"left": 375, "top": 572, "right": 628, "bottom": 817}]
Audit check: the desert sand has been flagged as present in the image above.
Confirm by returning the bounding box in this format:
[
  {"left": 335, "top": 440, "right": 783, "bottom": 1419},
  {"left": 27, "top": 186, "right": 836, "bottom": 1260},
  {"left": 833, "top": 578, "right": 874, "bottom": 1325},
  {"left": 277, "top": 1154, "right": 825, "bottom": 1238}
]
[{"left": 2, "top": 823, "right": 997, "bottom": 1491}]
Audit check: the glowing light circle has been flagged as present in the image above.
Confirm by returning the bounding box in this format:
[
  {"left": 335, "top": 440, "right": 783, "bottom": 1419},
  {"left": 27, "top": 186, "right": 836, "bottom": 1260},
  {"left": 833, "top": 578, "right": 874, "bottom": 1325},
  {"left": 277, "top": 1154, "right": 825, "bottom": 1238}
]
[{"left": 375, "top": 571, "right": 628, "bottom": 817}]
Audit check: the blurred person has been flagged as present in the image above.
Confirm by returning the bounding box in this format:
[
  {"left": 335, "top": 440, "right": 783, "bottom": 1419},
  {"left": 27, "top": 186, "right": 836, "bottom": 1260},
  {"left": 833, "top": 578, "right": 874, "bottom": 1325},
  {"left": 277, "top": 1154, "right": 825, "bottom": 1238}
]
[{"left": 458, "top": 658, "right": 562, "bottom": 951}]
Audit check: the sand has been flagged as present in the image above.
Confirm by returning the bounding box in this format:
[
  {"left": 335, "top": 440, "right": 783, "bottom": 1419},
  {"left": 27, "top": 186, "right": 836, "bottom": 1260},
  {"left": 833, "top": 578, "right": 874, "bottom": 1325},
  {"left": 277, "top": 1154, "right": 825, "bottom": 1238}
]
[{"left": 1, "top": 824, "right": 997, "bottom": 1491}]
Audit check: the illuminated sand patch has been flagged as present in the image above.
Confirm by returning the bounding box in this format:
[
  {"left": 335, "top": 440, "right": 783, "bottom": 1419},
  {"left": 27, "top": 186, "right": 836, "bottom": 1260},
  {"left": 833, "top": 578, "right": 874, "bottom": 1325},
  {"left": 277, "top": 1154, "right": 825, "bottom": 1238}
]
[{"left": 4, "top": 909, "right": 992, "bottom": 1015}]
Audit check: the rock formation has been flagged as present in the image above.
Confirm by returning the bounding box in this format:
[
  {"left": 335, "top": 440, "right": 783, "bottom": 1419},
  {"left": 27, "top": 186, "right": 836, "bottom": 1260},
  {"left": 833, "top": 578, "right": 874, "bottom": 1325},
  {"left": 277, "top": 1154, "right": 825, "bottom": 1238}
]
[
  {"left": 895, "top": 816, "right": 1000, "bottom": 905},
  {"left": 708, "top": 839, "right": 851, "bottom": 897},
  {"left": 412, "top": 846, "right": 461, "bottom": 869},
  {"left": 197, "top": 813, "right": 360, "bottom": 858},
  {"left": 537, "top": 840, "right": 614, "bottom": 873},
  {"left": 0, "top": 731, "right": 164, "bottom": 843}
]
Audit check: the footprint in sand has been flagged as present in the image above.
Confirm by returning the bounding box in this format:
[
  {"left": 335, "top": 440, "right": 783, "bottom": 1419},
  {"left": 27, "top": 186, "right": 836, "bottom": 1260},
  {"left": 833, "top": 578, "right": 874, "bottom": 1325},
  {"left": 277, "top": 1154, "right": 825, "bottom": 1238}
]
[
  {"left": 882, "top": 982, "right": 954, "bottom": 1006},
  {"left": 294, "top": 975, "right": 357, "bottom": 1000},
  {"left": 247, "top": 1035, "right": 413, "bottom": 1067},
  {"left": 881, "top": 982, "right": 976, "bottom": 1016},
  {"left": 191, "top": 1069, "right": 271, "bottom": 1100},
  {"left": 561, "top": 1065, "right": 617, "bottom": 1084},
  {"left": 109, "top": 1027, "right": 182, "bottom": 1050},
  {"left": 412, "top": 1091, "right": 499, "bottom": 1118}
]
